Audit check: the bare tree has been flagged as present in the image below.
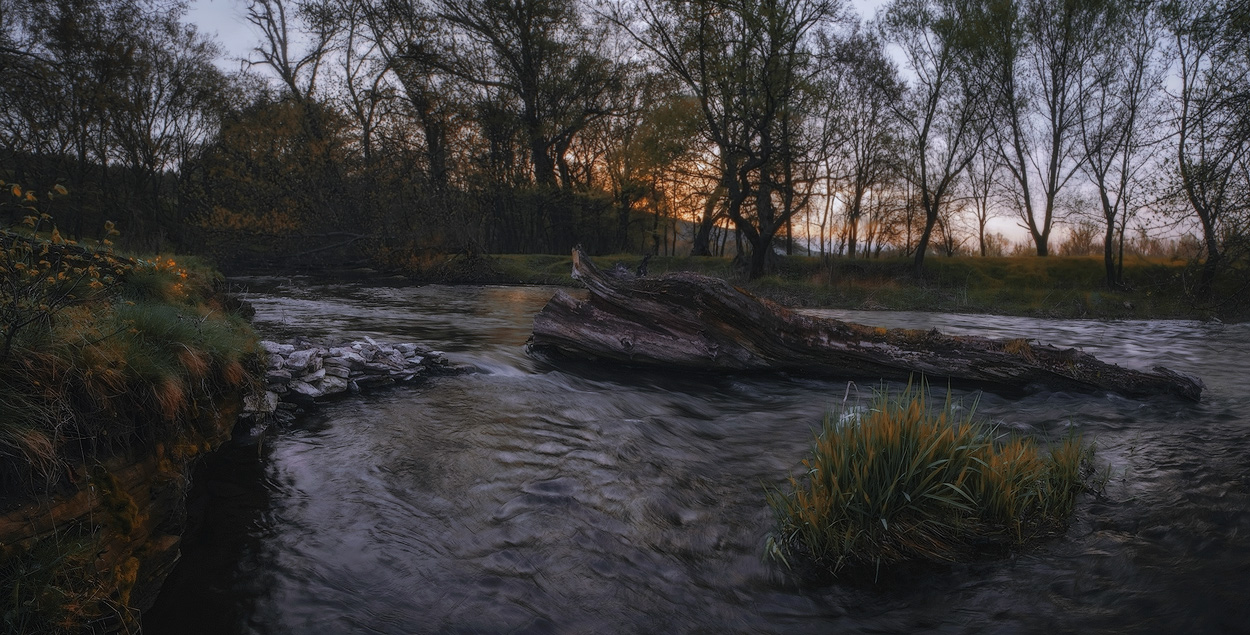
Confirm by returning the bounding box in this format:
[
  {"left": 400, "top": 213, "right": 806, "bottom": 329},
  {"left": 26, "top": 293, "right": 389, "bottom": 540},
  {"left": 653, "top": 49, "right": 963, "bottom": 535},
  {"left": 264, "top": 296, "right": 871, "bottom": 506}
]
[
  {"left": 880, "top": 0, "right": 987, "bottom": 276},
  {"left": 1164, "top": 0, "right": 1250, "bottom": 294},
  {"left": 963, "top": 147, "right": 1000, "bottom": 256},
  {"left": 984, "top": 0, "right": 1113, "bottom": 256},
  {"left": 246, "top": 0, "right": 337, "bottom": 102},
  {"left": 1080, "top": 0, "right": 1164, "bottom": 288},
  {"left": 821, "top": 25, "right": 902, "bottom": 258}
]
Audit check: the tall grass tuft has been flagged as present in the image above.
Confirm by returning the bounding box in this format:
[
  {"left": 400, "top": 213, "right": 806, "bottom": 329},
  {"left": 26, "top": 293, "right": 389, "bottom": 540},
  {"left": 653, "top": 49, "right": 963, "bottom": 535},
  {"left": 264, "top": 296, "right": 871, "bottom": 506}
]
[{"left": 766, "top": 382, "right": 1091, "bottom": 578}]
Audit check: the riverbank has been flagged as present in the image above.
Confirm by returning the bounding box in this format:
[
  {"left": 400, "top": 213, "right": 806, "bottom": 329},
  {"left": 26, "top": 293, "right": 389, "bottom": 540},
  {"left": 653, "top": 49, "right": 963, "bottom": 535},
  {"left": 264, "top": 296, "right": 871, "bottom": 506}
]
[
  {"left": 385, "top": 252, "right": 1247, "bottom": 322},
  {"left": 0, "top": 233, "right": 263, "bottom": 632}
]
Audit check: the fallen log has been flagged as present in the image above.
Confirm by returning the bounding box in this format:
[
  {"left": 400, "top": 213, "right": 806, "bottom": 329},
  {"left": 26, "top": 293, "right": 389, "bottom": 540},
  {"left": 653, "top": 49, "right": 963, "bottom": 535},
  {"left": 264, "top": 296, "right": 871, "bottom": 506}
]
[{"left": 527, "top": 248, "right": 1204, "bottom": 401}]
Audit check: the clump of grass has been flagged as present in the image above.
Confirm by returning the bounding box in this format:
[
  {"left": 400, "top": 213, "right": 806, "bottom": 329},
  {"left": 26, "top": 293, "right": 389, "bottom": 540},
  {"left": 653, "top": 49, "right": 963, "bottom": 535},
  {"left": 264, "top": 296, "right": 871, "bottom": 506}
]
[{"left": 766, "top": 382, "right": 1091, "bottom": 579}]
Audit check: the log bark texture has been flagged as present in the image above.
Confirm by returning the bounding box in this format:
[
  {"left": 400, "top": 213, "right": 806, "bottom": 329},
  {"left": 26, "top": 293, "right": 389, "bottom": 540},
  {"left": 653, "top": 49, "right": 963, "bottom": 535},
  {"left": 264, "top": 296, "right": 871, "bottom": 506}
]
[{"left": 528, "top": 249, "right": 1204, "bottom": 401}]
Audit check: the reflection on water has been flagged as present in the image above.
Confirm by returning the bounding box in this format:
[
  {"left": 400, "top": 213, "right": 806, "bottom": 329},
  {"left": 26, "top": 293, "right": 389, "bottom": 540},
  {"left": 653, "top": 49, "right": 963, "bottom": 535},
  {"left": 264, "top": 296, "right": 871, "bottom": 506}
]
[{"left": 146, "top": 278, "right": 1250, "bottom": 634}]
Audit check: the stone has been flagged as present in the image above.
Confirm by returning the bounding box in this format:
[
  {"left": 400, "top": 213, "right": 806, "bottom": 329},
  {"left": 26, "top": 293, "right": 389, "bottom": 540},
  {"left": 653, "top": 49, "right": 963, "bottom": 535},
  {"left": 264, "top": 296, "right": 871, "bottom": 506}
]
[
  {"left": 362, "top": 362, "right": 396, "bottom": 375},
  {"left": 285, "top": 349, "right": 317, "bottom": 373},
  {"left": 324, "top": 365, "right": 351, "bottom": 378},
  {"left": 288, "top": 380, "right": 323, "bottom": 399},
  {"left": 336, "top": 350, "right": 367, "bottom": 369},
  {"left": 243, "top": 391, "right": 279, "bottom": 413},
  {"left": 302, "top": 368, "right": 326, "bottom": 383},
  {"left": 354, "top": 375, "right": 394, "bottom": 389},
  {"left": 261, "top": 341, "right": 295, "bottom": 355},
  {"left": 266, "top": 368, "right": 292, "bottom": 383},
  {"left": 321, "top": 375, "right": 350, "bottom": 395}
]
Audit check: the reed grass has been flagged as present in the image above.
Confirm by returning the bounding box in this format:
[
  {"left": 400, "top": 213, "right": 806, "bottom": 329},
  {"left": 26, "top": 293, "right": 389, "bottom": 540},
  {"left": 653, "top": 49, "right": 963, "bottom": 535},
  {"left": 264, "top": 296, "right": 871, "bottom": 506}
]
[{"left": 766, "top": 382, "right": 1091, "bottom": 579}]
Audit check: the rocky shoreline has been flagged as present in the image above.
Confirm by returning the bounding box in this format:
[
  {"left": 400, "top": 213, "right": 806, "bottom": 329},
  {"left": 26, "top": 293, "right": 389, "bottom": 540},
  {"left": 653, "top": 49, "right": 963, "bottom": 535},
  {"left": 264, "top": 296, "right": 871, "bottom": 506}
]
[
  {"left": 0, "top": 333, "right": 464, "bottom": 631},
  {"left": 239, "top": 337, "right": 463, "bottom": 428}
]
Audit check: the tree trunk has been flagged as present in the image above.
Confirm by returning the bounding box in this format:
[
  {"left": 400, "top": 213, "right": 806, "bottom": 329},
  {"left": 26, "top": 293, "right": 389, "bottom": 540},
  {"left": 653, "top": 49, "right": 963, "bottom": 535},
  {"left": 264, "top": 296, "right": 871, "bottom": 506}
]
[{"left": 529, "top": 249, "right": 1204, "bottom": 402}]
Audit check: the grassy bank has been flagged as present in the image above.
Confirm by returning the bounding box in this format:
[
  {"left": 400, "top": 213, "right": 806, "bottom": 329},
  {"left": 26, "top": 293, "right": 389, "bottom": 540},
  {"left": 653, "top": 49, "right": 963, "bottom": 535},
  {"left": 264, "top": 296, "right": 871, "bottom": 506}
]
[
  {"left": 766, "top": 383, "right": 1093, "bottom": 580},
  {"left": 399, "top": 251, "right": 1247, "bottom": 322},
  {"left": 1, "top": 209, "right": 262, "bottom": 631}
]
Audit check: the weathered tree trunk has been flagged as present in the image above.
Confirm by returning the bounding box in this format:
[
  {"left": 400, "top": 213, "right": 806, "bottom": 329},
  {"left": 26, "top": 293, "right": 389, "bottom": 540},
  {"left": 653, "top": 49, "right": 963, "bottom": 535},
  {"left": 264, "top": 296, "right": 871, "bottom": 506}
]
[{"left": 528, "top": 249, "right": 1204, "bottom": 401}]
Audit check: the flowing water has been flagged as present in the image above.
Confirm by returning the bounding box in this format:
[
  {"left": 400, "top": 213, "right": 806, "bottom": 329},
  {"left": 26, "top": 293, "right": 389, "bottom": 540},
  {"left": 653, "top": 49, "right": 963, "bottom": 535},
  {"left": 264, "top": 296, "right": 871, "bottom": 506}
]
[{"left": 145, "top": 278, "right": 1250, "bottom": 634}]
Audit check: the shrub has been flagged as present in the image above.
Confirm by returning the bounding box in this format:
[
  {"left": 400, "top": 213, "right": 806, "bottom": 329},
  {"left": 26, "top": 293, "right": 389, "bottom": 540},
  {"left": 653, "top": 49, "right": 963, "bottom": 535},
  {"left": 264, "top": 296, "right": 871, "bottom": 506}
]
[{"left": 766, "top": 382, "right": 1091, "bottom": 579}]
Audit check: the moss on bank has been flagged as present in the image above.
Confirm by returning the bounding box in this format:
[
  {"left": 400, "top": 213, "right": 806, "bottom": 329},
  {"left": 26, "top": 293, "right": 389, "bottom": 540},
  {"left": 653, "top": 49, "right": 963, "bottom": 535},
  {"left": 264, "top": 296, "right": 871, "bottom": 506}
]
[
  {"left": 396, "top": 252, "right": 1247, "bottom": 322},
  {"left": 1, "top": 217, "right": 263, "bottom": 631}
]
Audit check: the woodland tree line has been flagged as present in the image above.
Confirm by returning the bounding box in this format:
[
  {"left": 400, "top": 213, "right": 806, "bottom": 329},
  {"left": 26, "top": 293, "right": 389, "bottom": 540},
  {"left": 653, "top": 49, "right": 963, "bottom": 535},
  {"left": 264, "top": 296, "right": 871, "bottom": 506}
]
[{"left": 0, "top": 0, "right": 1246, "bottom": 287}]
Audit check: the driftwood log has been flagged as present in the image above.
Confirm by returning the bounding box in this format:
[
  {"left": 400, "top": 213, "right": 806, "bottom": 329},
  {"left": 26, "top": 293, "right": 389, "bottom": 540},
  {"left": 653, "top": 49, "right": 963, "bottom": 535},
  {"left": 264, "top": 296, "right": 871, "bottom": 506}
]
[{"left": 527, "top": 249, "right": 1204, "bottom": 402}]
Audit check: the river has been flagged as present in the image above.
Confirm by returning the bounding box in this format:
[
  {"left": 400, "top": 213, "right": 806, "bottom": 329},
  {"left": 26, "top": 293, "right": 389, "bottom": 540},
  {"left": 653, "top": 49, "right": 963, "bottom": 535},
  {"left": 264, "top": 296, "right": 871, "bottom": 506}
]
[{"left": 144, "top": 278, "right": 1250, "bottom": 634}]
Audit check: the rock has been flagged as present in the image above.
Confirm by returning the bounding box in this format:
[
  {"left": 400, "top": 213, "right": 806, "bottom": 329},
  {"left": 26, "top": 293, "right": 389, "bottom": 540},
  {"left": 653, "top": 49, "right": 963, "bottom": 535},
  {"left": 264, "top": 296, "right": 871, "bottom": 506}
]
[
  {"left": 261, "top": 341, "right": 295, "bottom": 355},
  {"left": 266, "top": 368, "right": 292, "bottom": 384},
  {"left": 302, "top": 368, "right": 326, "bottom": 383},
  {"left": 321, "top": 375, "right": 350, "bottom": 395},
  {"left": 324, "top": 365, "right": 351, "bottom": 378},
  {"left": 354, "top": 375, "right": 394, "bottom": 389},
  {"left": 362, "top": 361, "right": 397, "bottom": 375},
  {"left": 288, "top": 380, "right": 322, "bottom": 399},
  {"left": 337, "top": 350, "right": 367, "bottom": 369},
  {"left": 285, "top": 349, "right": 317, "bottom": 373},
  {"left": 243, "top": 391, "right": 279, "bottom": 414}
]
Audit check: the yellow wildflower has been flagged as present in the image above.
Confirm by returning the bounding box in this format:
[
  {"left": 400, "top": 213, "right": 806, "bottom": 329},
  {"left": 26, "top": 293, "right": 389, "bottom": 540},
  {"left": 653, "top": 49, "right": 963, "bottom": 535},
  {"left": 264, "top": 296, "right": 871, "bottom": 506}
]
[
  {"left": 50, "top": 228, "right": 62, "bottom": 244},
  {"left": 25, "top": 191, "right": 36, "bottom": 202},
  {"left": 10, "top": 184, "right": 20, "bottom": 197},
  {"left": 53, "top": 184, "right": 68, "bottom": 196}
]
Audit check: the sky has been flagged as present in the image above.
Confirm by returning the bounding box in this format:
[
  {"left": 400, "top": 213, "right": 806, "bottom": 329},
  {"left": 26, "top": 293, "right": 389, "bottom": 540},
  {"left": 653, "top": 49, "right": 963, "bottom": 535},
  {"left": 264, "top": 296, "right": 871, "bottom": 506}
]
[{"left": 186, "top": 0, "right": 253, "bottom": 72}]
